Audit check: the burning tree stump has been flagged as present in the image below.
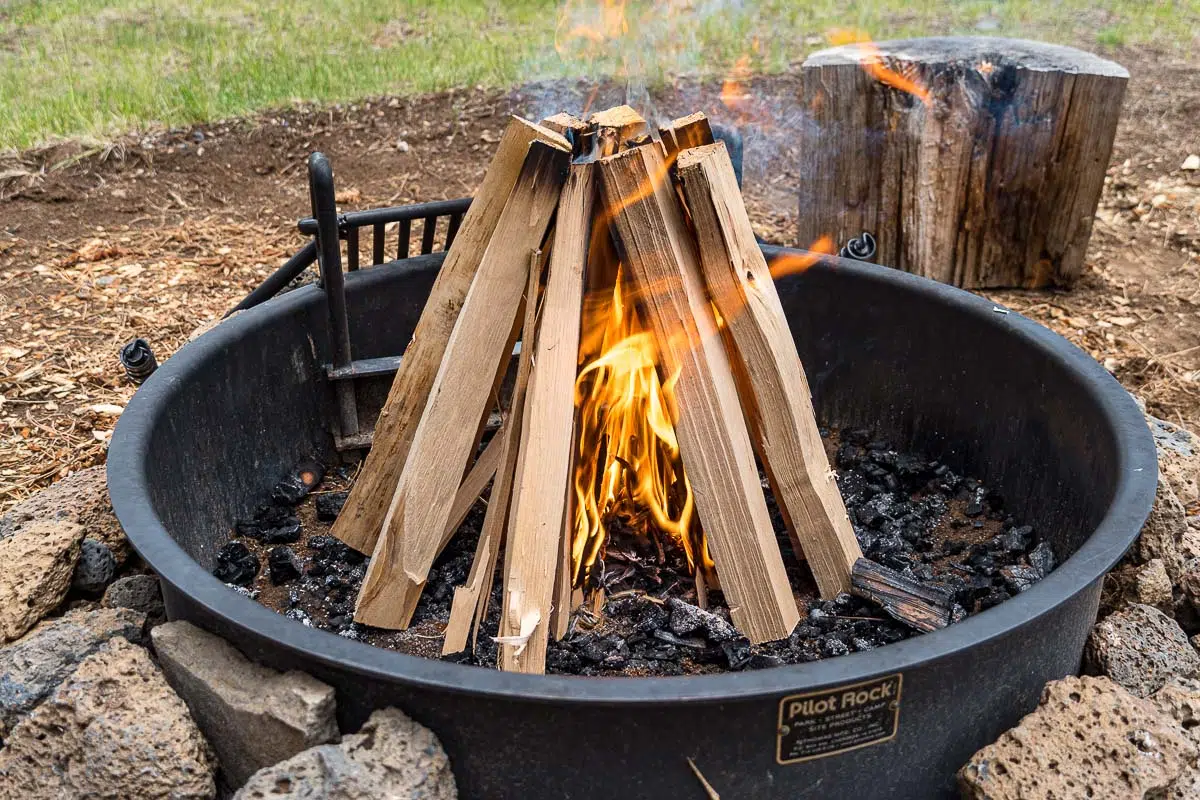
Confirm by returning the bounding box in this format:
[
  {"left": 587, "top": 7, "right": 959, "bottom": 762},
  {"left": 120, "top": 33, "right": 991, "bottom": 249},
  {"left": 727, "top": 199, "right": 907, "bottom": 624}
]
[{"left": 797, "top": 37, "right": 1127, "bottom": 289}]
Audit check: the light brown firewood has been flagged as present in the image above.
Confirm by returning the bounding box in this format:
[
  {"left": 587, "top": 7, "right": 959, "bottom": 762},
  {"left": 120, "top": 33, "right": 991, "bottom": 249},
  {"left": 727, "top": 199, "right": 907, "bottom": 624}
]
[
  {"left": 441, "top": 431, "right": 503, "bottom": 546},
  {"left": 332, "top": 117, "right": 569, "bottom": 554},
  {"left": 590, "top": 105, "right": 647, "bottom": 156},
  {"left": 499, "top": 164, "right": 592, "bottom": 673},
  {"left": 598, "top": 145, "right": 800, "bottom": 644},
  {"left": 659, "top": 112, "right": 714, "bottom": 163},
  {"left": 354, "top": 142, "right": 569, "bottom": 630},
  {"left": 677, "top": 141, "right": 862, "bottom": 598},
  {"left": 540, "top": 112, "right": 589, "bottom": 136},
  {"left": 442, "top": 251, "right": 546, "bottom": 655}
]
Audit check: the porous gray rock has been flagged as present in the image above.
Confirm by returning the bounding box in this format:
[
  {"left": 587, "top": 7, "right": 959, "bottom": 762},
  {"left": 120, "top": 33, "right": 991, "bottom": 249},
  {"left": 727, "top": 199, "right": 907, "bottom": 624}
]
[
  {"left": 1147, "top": 412, "right": 1199, "bottom": 509},
  {"left": 959, "top": 675, "right": 1197, "bottom": 799},
  {"left": 1138, "top": 477, "right": 1188, "bottom": 581},
  {"left": 0, "top": 638, "right": 216, "bottom": 799},
  {"left": 0, "top": 465, "right": 130, "bottom": 564},
  {"left": 1085, "top": 603, "right": 1200, "bottom": 696},
  {"left": 0, "top": 520, "right": 84, "bottom": 643},
  {"left": 102, "top": 573, "right": 165, "bottom": 624},
  {"left": 71, "top": 537, "right": 116, "bottom": 593},
  {"left": 1134, "top": 558, "right": 1174, "bottom": 610},
  {"left": 0, "top": 605, "right": 146, "bottom": 737},
  {"left": 151, "top": 621, "right": 339, "bottom": 787},
  {"left": 235, "top": 707, "right": 456, "bottom": 800}
]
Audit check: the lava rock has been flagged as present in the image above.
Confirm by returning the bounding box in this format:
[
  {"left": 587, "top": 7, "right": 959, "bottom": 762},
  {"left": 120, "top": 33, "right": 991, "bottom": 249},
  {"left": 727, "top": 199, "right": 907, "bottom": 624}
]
[
  {"left": 152, "top": 621, "right": 338, "bottom": 787},
  {"left": 235, "top": 708, "right": 455, "bottom": 800},
  {"left": 102, "top": 574, "right": 166, "bottom": 625},
  {"left": 1147, "top": 412, "right": 1199, "bottom": 508},
  {"left": 0, "top": 520, "right": 85, "bottom": 643},
  {"left": 0, "top": 606, "right": 146, "bottom": 737},
  {"left": 0, "top": 465, "right": 131, "bottom": 565},
  {"left": 268, "top": 546, "right": 303, "bottom": 585},
  {"left": 0, "top": 638, "right": 216, "bottom": 798},
  {"left": 1133, "top": 558, "right": 1174, "bottom": 610},
  {"left": 959, "top": 676, "right": 1197, "bottom": 799},
  {"left": 315, "top": 491, "right": 348, "bottom": 522},
  {"left": 1137, "top": 477, "right": 1189, "bottom": 581},
  {"left": 1085, "top": 603, "right": 1200, "bottom": 696},
  {"left": 71, "top": 537, "right": 116, "bottom": 593},
  {"left": 213, "top": 541, "right": 259, "bottom": 587},
  {"left": 1027, "top": 540, "right": 1056, "bottom": 578}
]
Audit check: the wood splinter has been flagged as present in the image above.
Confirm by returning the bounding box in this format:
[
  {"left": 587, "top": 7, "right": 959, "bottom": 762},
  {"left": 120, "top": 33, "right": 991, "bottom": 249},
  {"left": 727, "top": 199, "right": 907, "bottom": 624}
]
[{"left": 849, "top": 557, "right": 954, "bottom": 633}]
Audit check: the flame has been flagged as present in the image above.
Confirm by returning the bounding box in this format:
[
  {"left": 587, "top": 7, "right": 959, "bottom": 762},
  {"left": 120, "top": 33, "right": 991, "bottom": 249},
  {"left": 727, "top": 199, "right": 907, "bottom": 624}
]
[
  {"left": 555, "top": 0, "right": 629, "bottom": 59},
  {"left": 769, "top": 235, "right": 836, "bottom": 279},
  {"left": 827, "top": 29, "right": 932, "bottom": 107},
  {"left": 720, "top": 54, "right": 754, "bottom": 121},
  {"left": 571, "top": 260, "right": 710, "bottom": 585}
]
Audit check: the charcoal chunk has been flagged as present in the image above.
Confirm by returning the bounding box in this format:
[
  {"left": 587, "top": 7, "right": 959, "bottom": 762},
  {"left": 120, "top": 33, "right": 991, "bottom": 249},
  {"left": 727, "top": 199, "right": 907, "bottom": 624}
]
[
  {"left": 213, "top": 542, "right": 259, "bottom": 586},
  {"left": 272, "top": 460, "right": 325, "bottom": 505},
  {"left": 267, "top": 546, "right": 303, "bottom": 585},
  {"left": 721, "top": 637, "right": 754, "bottom": 670},
  {"left": 315, "top": 491, "right": 348, "bottom": 522},
  {"left": 1028, "top": 541, "right": 1056, "bottom": 578}
]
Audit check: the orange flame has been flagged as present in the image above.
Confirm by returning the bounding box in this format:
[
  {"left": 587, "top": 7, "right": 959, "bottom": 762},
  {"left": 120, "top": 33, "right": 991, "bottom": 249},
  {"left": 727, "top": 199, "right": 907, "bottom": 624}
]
[
  {"left": 768, "top": 235, "right": 836, "bottom": 279},
  {"left": 572, "top": 265, "right": 708, "bottom": 585},
  {"left": 827, "top": 29, "right": 932, "bottom": 107},
  {"left": 555, "top": 0, "right": 629, "bottom": 62}
]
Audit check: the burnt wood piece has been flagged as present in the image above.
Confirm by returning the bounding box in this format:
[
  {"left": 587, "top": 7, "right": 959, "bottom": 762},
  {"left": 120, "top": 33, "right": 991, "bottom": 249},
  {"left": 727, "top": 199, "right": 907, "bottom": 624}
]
[
  {"left": 850, "top": 557, "right": 953, "bottom": 633},
  {"left": 499, "top": 165, "right": 593, "bottom": 673},
  {"left": 677, "top": 141, "right": 862, "bottom": 598},
  {"left": 540, "top": 113, "right": 591, "bottom": 157},
  {"left": 354, "top": 140, "right": 569, "bottom": 630},
  {"left": 332, "top": 117, "right": 570, "bottom": 555},
  {"left": 599, "top": 144, "right": 800, "bottom": 645},
  {"left": 797, "top": 37, "right": 1127, "bottom": 288}
]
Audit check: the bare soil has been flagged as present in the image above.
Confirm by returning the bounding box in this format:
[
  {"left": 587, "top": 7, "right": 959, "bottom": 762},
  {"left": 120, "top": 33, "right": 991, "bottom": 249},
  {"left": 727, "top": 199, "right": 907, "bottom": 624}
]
[{"left": 1, "top": 46, "right": 1197, "bottom": 512}]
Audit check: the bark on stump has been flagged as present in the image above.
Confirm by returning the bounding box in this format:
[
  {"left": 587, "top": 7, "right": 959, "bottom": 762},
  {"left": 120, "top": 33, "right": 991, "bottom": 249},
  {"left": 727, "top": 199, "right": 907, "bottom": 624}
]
[{"left": 797, "top": 37, "right": 1127, "bottom": 288}]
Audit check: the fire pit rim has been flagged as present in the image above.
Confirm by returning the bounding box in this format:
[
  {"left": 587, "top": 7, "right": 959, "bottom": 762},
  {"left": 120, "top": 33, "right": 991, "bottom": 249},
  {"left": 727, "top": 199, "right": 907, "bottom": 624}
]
[{"left": 108, "top": 247, "right": 1157, "bottom": 705}]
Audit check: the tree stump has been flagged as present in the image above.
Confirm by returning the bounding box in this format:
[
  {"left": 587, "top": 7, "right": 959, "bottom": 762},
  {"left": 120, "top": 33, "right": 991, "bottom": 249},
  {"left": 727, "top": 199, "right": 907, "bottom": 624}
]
[{"left": 797, "top": 37, "right": 1127, "bottom": 288}]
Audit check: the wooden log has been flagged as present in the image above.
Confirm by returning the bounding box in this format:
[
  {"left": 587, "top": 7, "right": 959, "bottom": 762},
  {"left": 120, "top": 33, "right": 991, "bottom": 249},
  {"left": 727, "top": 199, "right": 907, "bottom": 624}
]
[
  {"left": 499, "top": 164, "right": 592, "bottom": 673},
  {"left": 354, "top": 142, "right": 569, "bottom": 629},
  {"left": 797, "top": 37, "right": 1127, "bottom": 288},
  {"left": 598, "top": 145, "right": 800, "bottom": 644},
  {"left": 850, "top": 557, "right": 954, "bottom": 633},
  {"left": 441, "top": 431, "right": 503, "bottom": 546},
  {"left": 677, "top": 141, "right": 862, "bottom": 598},
  {"left": 540, "top": 113, "right": 590, "bottom": 157},
  {"left": 659, "top": 112, "right": 714, "bottom": 163},
  {"left": 332, "top": 117, "right": 569, "bottom": 554},
  {"left": 442, "top": 251, "right": 546, "bottom": 656},
  {"left": 590, "top": 105, "right": 647, "bottom": 156}
]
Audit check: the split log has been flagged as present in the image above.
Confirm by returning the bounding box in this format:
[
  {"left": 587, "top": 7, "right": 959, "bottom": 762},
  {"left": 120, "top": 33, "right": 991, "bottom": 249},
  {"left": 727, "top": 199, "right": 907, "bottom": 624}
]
[
  {"left": 590, "top": 105, "right": 648, "bottom": 156},
  {"left": 354, "top": 141, "right": 569, "bottom": 629},
  {"left": 599, "top": 144, "right": 800, "bottom": 644},
  {"left": 333, "top": 117, "right": 570, "bottom": 554},
  {"left": 797, "top": 37, "right": 1127, "bottom": 288},
  {"left": 499, "top": 164, "right": 593, "bottom": 673},
  {"left": 442, "top": 431, "right": 503, "bottom": 544},
  {"left": 850, "top": 558, "right": 954, "bottom": 633},
  {"left": 677, "top": 141, "right": 862, "bottom": 598},
  {"left": 442, "top": 251, "right": 546, "bottom": 656},
  {"left": 659, "top": 112, "right": 714, "bottom": 163}
]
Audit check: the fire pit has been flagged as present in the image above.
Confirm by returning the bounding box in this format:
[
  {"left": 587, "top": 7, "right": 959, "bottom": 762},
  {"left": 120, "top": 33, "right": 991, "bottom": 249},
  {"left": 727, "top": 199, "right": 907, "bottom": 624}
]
[{"left": 109, "top": 163, "right": 1155, "bottom": 797}]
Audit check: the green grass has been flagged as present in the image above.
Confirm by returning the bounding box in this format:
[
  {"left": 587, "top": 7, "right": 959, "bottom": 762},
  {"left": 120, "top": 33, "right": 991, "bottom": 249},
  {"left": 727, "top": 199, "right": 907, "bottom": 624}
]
[{"left": 1, "top": 0, "right": 1196, "bottom": 150}]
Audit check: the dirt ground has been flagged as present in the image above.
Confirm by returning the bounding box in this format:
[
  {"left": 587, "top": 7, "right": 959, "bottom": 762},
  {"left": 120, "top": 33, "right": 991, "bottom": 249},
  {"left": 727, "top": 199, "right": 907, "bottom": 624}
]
[{"left": 1, "top": 46, "right": 1197, "bottom": 512}]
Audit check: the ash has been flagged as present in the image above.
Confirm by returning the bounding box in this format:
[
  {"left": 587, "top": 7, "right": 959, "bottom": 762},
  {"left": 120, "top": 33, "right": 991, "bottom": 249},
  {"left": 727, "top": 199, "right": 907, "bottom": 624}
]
[{"left": 215, "top": 428, "right": 1055, "bottom": 676}]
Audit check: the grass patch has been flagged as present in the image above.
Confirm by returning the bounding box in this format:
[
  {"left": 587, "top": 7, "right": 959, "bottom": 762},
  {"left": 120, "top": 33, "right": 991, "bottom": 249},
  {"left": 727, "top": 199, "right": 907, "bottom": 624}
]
[{"left": 1, "top": 0, "right": 1196, "bottom": 149}]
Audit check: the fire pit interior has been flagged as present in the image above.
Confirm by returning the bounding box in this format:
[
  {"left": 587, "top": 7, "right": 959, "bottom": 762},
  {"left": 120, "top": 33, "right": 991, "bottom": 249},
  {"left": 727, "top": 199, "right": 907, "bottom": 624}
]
[{"left": 108, "top": 108, "right": 1157, "bottom": 800}]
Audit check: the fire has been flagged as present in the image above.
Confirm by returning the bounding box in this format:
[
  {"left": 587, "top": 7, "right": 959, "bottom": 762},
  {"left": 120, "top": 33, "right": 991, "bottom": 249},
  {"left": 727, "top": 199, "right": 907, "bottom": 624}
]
[
  {"left": 571, "top": 263, "right": 709, "bottom": 585},
  {"left": 769, "top": 235, "right": 836, "bottom": 280},
  {"left": 555, "top": 0, "right": 629, "bottom": 61},
  {"left": 720, "top": 54, "right": 754, "bottom": 121},
  {"left": 827, "top": 29, "right": 932, "bottom": 107}
]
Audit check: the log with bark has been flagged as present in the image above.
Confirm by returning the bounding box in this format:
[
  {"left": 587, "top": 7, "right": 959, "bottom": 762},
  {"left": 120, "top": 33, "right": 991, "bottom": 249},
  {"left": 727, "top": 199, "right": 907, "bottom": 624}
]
[{"left": 797, "top": 37, "right": 1127, "bottom": 289}]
